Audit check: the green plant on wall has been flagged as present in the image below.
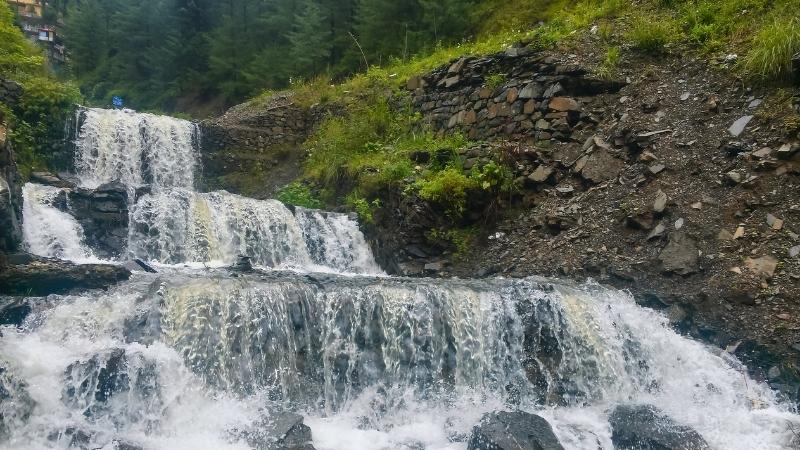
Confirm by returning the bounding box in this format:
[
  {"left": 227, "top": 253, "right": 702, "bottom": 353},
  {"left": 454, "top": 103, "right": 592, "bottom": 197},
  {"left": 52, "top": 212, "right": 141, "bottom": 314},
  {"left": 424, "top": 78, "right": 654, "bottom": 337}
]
[{"left": 276, "top": 182, "right": 324, "bottom": 209}]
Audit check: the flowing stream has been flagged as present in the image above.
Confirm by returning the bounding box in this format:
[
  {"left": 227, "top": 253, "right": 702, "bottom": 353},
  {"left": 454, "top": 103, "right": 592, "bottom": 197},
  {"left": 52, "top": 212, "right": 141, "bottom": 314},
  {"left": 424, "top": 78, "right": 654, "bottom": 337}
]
[{"left": 3, "top": 109, "right": 799, "bottom": 450}]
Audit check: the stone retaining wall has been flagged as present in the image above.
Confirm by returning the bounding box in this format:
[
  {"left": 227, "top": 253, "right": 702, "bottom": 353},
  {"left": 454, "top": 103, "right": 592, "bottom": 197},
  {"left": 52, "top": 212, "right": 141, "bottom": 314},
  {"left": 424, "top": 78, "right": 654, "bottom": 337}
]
[{"left": 407, "top": 48, "right": 623, "bottom": 144}]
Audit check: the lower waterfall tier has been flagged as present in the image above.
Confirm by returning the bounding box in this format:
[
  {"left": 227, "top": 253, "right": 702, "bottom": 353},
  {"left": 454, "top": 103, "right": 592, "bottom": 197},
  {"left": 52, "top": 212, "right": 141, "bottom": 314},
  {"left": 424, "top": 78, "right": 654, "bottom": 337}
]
[{"left": 1, "top": 272, "right": 796, "bottom": 449}]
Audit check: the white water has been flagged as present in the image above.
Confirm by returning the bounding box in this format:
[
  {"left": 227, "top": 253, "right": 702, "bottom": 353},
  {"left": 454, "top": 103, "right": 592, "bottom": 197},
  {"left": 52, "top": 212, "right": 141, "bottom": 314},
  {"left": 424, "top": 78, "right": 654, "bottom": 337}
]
[
  {"left": 5, "top": 108, "right": 800, "bottom": 449},
  {"left": 1, "top": 275, "right": 797, "bottom": 449},
  {"left": 74, "top": 108, "right": 197, "bottom": 191},
  {"left": 21, "top": 183, "right": 96, "bottom": 262}
]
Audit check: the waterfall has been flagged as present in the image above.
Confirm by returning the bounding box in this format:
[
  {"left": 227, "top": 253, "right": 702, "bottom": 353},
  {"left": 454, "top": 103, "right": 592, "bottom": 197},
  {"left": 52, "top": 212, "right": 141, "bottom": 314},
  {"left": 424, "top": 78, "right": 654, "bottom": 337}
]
[
  {"left": 21, "top": 183, "right": 95, "bottom": 262},
  {"left": 74, "top": 108, "right": 198, "bottom": 191},
  {"left": 7, "top": 108, "right": 800, "bottom": 450},
  {"left": 1, "top": 274, "right": 797, "bottom": 450}
]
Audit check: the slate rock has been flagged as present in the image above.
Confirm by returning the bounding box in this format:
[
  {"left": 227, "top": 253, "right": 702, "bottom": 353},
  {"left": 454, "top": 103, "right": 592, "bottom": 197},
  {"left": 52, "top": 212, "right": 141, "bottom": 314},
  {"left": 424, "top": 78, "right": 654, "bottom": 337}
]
[
  {"left": 728, "top": 115, "right": 753, "bottom": 137},
  {"left": 245, "top": 412, "right": 316, "bottom": 450},
  {"left": 609, "top": 405, "right": 709, "bottom": 450},
  {"left": 580, "top": 149, "right": 624, "bottom": 183},
  {"left": 0, "top": 256, "right": 131, "bottom": 296},
  {"left": 659, "top": 232, "right": 699, "bottom": 275},
  {"left": 467, "top": 411, "right": 565, "bottom": 450}
]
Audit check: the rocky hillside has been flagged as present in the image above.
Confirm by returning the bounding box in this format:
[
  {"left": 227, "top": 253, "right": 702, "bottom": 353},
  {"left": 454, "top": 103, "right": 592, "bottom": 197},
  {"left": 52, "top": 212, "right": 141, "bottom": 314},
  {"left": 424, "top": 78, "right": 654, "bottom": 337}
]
[{"left": 202, "top": 33, "right": 800, "bottom": 405}]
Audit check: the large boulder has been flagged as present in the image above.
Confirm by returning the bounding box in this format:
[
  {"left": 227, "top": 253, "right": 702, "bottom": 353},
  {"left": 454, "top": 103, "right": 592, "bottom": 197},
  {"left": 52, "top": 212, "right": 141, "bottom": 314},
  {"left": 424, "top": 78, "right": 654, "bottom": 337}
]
[
  {"left": 67, "top": 181, "right": 129, "bottom": 258},
  {"left": 243, "top": 411, "right": 316, "bottom": 450},
  {"left": 0, "top": 255, "right": 131, "bottom": 296},
  {"left": 609, "top": 404, "right": 709, "bottom": 450},
  {"left": 0, "top": 123, "right": 22, "bottom": 256},
  {"left": 468, "top": 411, "right": 565, "bottom": 450}
]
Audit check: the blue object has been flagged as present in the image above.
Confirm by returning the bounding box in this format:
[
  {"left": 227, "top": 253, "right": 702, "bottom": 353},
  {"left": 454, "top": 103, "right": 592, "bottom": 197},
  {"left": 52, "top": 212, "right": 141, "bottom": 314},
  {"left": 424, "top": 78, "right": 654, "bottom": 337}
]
[{"left": 112, "top": 96, "right": 124, "bottom": 108}]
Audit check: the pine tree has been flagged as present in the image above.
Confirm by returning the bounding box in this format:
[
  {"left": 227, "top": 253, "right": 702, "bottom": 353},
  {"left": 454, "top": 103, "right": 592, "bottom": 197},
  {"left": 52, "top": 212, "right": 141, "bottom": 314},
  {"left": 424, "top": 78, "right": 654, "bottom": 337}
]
[{"left": 286, "top": 0, "right": 332, "bottom": 75}]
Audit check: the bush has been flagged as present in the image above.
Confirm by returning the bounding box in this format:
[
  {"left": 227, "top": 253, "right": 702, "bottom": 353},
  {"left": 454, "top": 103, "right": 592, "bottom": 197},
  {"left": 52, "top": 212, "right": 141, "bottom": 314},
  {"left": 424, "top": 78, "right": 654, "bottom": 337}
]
[
  {"left": 276, "top": 182, "right": 323, "bottom": 209},
  {"left": 743, "top": 17, "right": 800, "bottom": 81},
  {"left": 416, "top": 167, "right": 478, "bottom": 218}
]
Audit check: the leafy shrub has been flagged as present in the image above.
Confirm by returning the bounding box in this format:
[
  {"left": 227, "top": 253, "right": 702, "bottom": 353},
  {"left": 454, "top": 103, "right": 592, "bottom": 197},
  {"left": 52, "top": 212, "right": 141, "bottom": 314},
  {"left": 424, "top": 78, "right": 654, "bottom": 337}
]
[
  {"left": 470, "top": 160, "right": 515, "bottom": 194},
  {"left": 276, "top": 182, "right": 323, "bottom": 209},
  {"left": 426, "top": 227, "right": 476, "bottom": 259},
  {"left": 743, "top": 17, "right": 800, "bottom": 81},
  {"left": 416, "top": 167, "right": 478, "bottom": 218},
  {"left": 346, "top": 194, "right": 381, "bottom": 224}
]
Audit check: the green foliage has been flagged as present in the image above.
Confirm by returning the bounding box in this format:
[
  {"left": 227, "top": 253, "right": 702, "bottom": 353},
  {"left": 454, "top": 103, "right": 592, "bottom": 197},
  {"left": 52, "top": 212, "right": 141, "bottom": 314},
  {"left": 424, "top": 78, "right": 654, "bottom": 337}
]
[
  {"left": 0, "top": 3, "right": 80, "bottom": 176},
  {"left": 628, "top": 17, "right": 676, "bottom": 54},
  {"left": 743, "top": 18, "right": 800, "bottom": 81},
  {"left": 346, "top": 194, "right": 381, "bottom": 224},
  {"left": 596, "top": 46, "right": 621, "bottom": 79},
  {"left": 415, "top": 167, "right": 478, "bottom": 218},
  {"left": 304, "top": 90, "right": 468, "bottom": 196},
  {"left": 484, "top": 73, "right": 507, "bottom": 90},
  {"left": 276, "top": 182, "right": 324, "bottom": 209},
  {"left": 470, "top": 160, "right": 515, "bottom": 194},
  {"left": 426, "top": 227, "right": 476, "bottom": 259}
]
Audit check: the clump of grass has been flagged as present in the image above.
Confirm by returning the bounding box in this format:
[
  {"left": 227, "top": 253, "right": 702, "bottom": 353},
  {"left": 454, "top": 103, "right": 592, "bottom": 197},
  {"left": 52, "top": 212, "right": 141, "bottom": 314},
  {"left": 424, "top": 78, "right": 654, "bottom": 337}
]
[
  {"left": 426, "top": 227, "right": 477, "bottom": 260},
  {"left": 743, "top": 17, "right": 800, "bottom": 81},
  {"left": 596, "top": 46, "right": 621, "bottom": 79},
  {"left": 484, "top": 72, "right": 507, "bottom": 90},
  {"left": 628, "top": 17, "right": 676, "bottom": 54}
]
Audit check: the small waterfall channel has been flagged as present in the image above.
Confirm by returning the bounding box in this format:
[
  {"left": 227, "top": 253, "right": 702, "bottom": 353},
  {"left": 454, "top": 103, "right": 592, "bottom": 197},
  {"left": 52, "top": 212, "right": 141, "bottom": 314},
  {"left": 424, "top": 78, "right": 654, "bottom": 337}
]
[{"left": 3, "top": 109, "right": 799, "bottom": 450}]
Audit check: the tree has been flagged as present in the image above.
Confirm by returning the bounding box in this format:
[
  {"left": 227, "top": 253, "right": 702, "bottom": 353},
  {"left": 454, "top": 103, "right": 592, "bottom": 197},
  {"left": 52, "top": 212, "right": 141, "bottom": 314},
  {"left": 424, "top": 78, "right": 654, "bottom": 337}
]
[{"left": 287, "top": 0, "right": 332, "bottom": 75}]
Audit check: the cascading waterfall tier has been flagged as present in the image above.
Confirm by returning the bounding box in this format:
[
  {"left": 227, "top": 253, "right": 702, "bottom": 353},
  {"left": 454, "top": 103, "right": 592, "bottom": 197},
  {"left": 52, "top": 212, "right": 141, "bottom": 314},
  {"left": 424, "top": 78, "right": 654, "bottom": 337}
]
[
  {"left": 74, "top": 108, "right": 198, "bottom": 191},
  {"left": 1, "top": 273, "right": 797, "bottom": 450},
  {"left": 21, "top": 183, "right": 95, "bottom": 261},
  {"left": 9, "top": 108, "right": 800, "bottom": 450},
  {"left": 128, "top": 189, "right": 381, "bottom": 273}
]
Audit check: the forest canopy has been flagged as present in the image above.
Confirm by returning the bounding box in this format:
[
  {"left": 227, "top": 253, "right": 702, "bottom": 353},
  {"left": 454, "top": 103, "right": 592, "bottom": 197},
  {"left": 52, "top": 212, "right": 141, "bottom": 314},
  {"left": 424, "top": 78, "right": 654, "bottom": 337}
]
[{"left": 61, "top": 0, "right": 483, "bottom": 111}]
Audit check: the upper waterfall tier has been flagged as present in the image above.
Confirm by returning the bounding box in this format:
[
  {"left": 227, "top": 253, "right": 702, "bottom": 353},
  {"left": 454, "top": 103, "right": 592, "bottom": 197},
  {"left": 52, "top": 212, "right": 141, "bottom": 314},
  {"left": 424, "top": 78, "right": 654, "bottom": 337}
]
[{"left": 74, "top": 108, "right": 198, "bottom": 191}]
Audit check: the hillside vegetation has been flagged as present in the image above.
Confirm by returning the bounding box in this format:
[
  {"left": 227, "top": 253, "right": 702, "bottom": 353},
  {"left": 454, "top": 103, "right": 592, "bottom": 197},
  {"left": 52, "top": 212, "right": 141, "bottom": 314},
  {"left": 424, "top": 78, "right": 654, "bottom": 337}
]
[
  {"left": 255, "top": 0, "right": 800, "bottom": 220},
  {"left": 0, "top": 3, "right": 79, "bottom": 176}
]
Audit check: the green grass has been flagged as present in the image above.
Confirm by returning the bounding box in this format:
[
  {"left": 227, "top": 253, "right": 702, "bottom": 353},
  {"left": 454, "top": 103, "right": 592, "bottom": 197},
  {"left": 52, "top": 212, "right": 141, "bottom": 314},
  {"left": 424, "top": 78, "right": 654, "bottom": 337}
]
[
  {"left": 743, "top": 17, "right": 800, "bottom": 81},
  {"left": 628, "top": 17, "right": 678, "bottom": 54}
]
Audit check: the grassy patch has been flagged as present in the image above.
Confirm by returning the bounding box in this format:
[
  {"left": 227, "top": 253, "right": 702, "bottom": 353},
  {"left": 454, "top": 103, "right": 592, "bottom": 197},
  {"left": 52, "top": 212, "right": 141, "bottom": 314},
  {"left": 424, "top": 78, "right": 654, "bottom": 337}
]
[
  {"left": 743, "top": 17, "right": 800, "bottom": 81},
  {"left": 628, "top": 16, "right": 678, "bottom": 54}
]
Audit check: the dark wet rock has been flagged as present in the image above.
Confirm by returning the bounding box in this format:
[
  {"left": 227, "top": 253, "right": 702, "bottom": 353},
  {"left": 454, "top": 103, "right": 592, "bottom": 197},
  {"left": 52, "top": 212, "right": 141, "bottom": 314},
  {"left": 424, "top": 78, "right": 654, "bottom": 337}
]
[
  {"left": 658, "top": 233, "right": 699, "bottom": 276},
  {"left": 0, "top": 364, "right": 35, "bottom": 440},
  {"left": 0, "top": 297, "right": 32, "bottom": 327},
  {"left": 123, "top": 259, "right": 157, "bottom": 273},
  {"left": 232, "top": 255, "right": 254, "bottom": 272},
  {"left": 0, "top": 256, "right": 130, "bottom": 296},
  {"left": 609, "top": 404, "right": 709, "bottom": 450},
  {"left": 67, "top": 182, "right": 129, "bottom": 258},
  {"left": 467, "top": 410, "right": 564, "bottom": 450},
  {"left": 245, "top": 412, "right": 316, "bottom": 450},
  {"left": 112, "top": 439, "right": 146, "bottom": 450},
  {"left": 30, "top": 171, "right": 75, "bottom": 189}
]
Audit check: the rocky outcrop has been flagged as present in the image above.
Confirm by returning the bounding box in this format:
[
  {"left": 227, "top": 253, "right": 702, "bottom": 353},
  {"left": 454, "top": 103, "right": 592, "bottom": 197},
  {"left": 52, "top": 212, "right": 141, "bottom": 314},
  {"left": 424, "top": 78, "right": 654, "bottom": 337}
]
[
  {"left": 0, "top": 255, "right": 131, "bottom": 296},
  {"left": 609, "top": 404, "right": 709, "bottom": 450},
  {"left": 0, "top": 122, "right": 22, "bottom": 259},
  {"left": 67, "top": 182, "right": 129, "bottom": 258},
  {"left": 467, "top": 411, "right": 564, "bottom": 450},
  {"left": 200, "top": 95, "right": 311, "bottom": 198}
]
